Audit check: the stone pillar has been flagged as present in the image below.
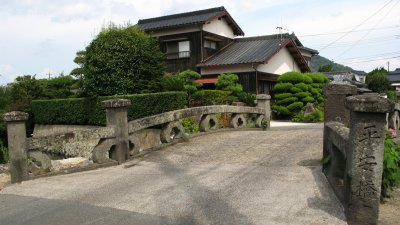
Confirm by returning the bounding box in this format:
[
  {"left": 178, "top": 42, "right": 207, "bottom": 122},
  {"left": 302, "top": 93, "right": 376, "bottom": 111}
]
[
  {"left": 324, "top": 84, "right": 358, "bottom": 126},
  {"left": 102, "top": 99, "right": 131, "bottom": 164},
  {"left": 3, "top": 111, "right": 29, "bottom": 183},
  {"left": 344, "top": 95, "right": 394, "bottom": 225},
  {"left": 256, "top": 94, "right": 271, "bottom": 128}
]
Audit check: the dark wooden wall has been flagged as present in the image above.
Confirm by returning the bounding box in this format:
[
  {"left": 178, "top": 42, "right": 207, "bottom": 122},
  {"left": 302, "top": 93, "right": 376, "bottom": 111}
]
[
  {"left": 158, "top": 32, "right": 203, "bottom": 73},
  {"left": 157, "top": 31, "right": 233, "bottom": 74}
]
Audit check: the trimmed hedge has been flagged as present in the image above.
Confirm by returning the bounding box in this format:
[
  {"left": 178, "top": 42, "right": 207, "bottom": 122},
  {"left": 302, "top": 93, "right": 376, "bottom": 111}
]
[
  {"left": 272, "top": 71, "right": 329, "bottom": 119},
  {"left": 190, "top": 90, "right": 231, "bottom": 106},
  {"left": 31, "top": 92, "right": 188, "bottom": 125}
]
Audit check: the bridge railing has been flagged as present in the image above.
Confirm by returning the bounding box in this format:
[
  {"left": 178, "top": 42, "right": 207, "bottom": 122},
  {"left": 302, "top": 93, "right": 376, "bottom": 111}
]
[
  {"left": 323, "top": 84, "right": 393, "bottom": 225},
  {"left": 3, "top": 94, "right": 271, "bottom": 183}
]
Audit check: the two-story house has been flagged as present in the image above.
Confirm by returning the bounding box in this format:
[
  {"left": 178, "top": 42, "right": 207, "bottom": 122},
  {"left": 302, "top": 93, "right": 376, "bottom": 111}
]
[{"left": 137, "top": 6, "right": 318, "bottom": 94}]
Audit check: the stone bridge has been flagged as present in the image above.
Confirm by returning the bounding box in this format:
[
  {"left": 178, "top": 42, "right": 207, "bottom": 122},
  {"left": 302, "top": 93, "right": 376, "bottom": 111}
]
[
  {"left": 0, "top": 122, "right": 347, "bottom": 225},
  {"left": 0, "top": 84, "right": 395, "bottom": 225}
]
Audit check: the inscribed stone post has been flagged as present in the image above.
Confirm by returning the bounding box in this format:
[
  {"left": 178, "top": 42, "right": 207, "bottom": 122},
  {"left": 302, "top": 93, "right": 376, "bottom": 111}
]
[
  {"left": 3, "top": 111, "right": 29, "bottom": 183},
  {"left": 344, "top": 95, "right": 394, "bottom": 225}
]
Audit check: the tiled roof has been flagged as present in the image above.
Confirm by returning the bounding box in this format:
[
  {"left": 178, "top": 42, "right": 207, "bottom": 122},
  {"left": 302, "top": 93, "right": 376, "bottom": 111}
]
[
  {"left": 199, "top": 35, "right": 291, "bottom": 66},
  {"left": 199, "top": 34, "right": 311, "bottom": 72},
  {"left": 137, "top": 6, "right": 244, "bottom": 35},
  {"left": 389, "top": 68, "right": 400, "bottom": 82}
]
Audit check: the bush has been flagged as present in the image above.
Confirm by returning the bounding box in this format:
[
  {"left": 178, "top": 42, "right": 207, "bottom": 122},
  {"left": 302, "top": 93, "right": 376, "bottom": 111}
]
[
  {"left": 294, "top": 83, "right": 308, "bottom": 92},
  {"left": 294, "top": 92, "right": 311, "bottom": 99},
  {"left": 272, "top": 72, "right": 329, "bottom": 119},
  {"left": 272, "top": 105, "right": 290, "bottom": 116},
  {"left": 181, "top": 117, "right": 199, "bottom": 134},
  {"left": 237, "top": 92, "right": 256, "bottom": 107},
  {"left": 190, "top": 90, "right": 231, "bottom": 106},
  {"left": 277, "top": 72, "right": 313, "bottom": 84},
  {"left": 387, "top": 90, "right": 398, "bottom": 103},
  {"left": 306, "top": 73, "right": 329, "bottom": 84},
  {"left": 382, "top": 134, "right": 400, "bottom": 197},
  {"left": 275, "top": 93, "right": 293, "bottom": 100},
  {"left": 276, "top": 97, "right": 298, "bottom": 105},
  {"left": 215, "top": 73, "right": 243, "bottom": 94},
  {"left": 286, "top": 101, "right": 304, "bottom": 111},
  {"left": 273, "top": 83, "right": 293, "bottom": 92},
  {"left": 292, "top": 109, "right": 324, "bottom": 123},
  {"left": 302, "top": 96, "right": 315, "bottom": 102},
  {"left": 31, "top": 92, "right": 188, "bottom": 125}
]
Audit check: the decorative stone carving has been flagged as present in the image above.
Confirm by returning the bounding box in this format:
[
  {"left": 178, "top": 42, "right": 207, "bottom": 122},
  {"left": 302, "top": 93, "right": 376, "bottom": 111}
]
[
  {"left": 200, "top": 114, "right": 219, "bottom": 132},
  {"left": 255, "top": 115, "right": 265, "bottom": 128},
  {"left": 160, "top": 121, "right": 184, "bottom": 143},
  {"left": 230, "top": 114, "right": 246, "bottom": 128}
]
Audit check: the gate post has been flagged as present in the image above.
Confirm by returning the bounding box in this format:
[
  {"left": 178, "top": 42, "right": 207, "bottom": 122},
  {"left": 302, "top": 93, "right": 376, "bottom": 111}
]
[
  {"left": 344, "top": 95, "right": 393, "bottom": 225},
  {"left": 3, "top": 111, "right": 29, "bottom": 183},
  {"left": 102, "top": 99, "right": 131, "bottom": 164},
  {"left": 256, "top": 94, "right": 271, "bottom": 128}
]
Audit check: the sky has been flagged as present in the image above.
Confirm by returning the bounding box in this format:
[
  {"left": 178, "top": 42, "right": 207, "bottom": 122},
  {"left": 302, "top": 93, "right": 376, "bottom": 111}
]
[{"left": 0, "top": 0, "right": 399, "bottom": 85}]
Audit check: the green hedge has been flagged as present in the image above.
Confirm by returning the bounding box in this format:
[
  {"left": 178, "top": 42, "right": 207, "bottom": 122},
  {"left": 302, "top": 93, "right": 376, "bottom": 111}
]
[
  {"left": 190, "top": 90, "right": 231, "bottom": 106},
  {"left": 31, "top": 92, "right": 188, "bottom": 125}
]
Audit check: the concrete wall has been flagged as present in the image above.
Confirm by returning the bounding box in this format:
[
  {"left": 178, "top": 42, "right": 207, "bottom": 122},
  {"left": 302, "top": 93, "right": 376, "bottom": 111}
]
[
  {"left": 257, "top": 47, "right": 301, "bottom": 74},
  {"left": 203, "top": 18, "right": 235, "bottom": 39}
]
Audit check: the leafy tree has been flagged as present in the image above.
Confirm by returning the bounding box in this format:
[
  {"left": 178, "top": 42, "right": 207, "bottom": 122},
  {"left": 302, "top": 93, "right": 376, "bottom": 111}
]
[
  {"left": 366, "top": 67, "right": 391, "bottom": 93},
  {"left": 318, "top": 64, "right": 333, "bottom": 72},
  {"left": 77, "top": 24, "right": 165, "bottom": 96},
  {"left": 40, "top": 75, "right": 76, "bottom": 99},
  {"left": 162, "top": 70, "right": 202, "bottom": 104},
  {"left": 70, "top": 50, "right": 86, "bottom": 77},
  {"left": 215, "top": 73, "right": 243, "bottom": 94},
  {"left": 8, "top": 75, "right": 44, "bottom": 111}
]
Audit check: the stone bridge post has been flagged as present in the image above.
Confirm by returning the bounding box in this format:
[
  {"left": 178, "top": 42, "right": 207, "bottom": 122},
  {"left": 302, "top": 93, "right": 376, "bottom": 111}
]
[
  {"left": 323, "top": 84, "right": 358, "bottom": 126},
  {"left": 102, "top": 99, "right": 131, "bottom": 164},
  {"left": 256, "top": 94, "right": 271, "bottom": 128},
  {"left": 344, "top": 95, "right": 393, "bottom": 225},
  {"left": 3, "top": 111, "right": 29, "bottom": 183}
]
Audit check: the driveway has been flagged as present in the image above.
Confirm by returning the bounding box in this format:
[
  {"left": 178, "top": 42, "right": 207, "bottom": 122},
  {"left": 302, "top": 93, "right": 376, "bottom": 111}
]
[{"left": 0, "top": 123, "right": 346, "bottom": 225}]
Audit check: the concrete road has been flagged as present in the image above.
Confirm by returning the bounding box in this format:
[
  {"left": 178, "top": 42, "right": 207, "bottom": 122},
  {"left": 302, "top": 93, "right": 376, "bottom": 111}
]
[{"left": 0, "top": 123, "right": 347, "bottom": 225}]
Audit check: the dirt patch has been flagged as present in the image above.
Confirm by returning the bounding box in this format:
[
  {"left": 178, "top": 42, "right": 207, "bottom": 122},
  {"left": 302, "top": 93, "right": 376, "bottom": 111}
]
[
  {"left": 0, "top": 173, "right": 10, "bottom": 190},
  {"left": 379, "top": 187, "right": 400, "bottom": 225}
]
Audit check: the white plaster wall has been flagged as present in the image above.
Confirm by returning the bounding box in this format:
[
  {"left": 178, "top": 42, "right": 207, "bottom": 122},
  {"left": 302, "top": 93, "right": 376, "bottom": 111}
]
[
  {"left": 201, "top": 64, "right": 253, "bottom": 75},
  {"left": 203, "top": 18, "right": 235, "bottom": 39},
  {"left": 257, "top": 47, "right": 301, "bottom": 74},
  {"left": 149, "top": 26, "right": 200, "bottom": 37}
]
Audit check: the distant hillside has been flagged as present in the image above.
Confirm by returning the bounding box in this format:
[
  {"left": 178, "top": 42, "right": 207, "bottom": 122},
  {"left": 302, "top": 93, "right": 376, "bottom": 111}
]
[{"left": 311, "top": 55, "right": 358, "bottom": 73}]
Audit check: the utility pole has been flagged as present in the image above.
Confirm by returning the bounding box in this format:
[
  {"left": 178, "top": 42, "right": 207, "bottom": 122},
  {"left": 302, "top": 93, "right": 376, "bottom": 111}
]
[{"left": 387, "top": 61, "right": 390, "bottom": 72}]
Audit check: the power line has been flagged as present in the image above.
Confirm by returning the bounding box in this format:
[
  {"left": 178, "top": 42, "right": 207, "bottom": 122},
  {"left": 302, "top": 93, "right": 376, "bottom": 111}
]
[
  {"left": 333, "top": 0, "right": 400, "bottom": 60},
  {"left": 337, "top": 56, "right": 400, "bottom": 64},
  {"left": 298, "top": 25, "right": 400, "bottom": 37},
  {"left": 339, "top": 51, "right": 400, "bottom": 61},
  {"left": 319, "top": 0, "right": 394, "bottom": 51},
  {"left": 310, "top": 34, "right": 399, "bottom": 49}
]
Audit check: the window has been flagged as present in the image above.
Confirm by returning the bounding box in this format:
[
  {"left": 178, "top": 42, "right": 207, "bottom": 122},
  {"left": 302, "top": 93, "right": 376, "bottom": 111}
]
[
  {"left": 166, "top": 40, "right": 190, "bottom": 59},
  {"left": 204, "top": 39, "right": 217, "bottom": 49}
]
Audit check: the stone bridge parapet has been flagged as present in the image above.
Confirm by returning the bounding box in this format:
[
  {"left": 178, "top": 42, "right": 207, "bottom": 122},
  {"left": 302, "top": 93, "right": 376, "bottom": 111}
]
[
  {"left": 3, "top": 95, "right": 271, "bottom": 183},
  {"left": 323, "top": 84, "right": 394, "bottom": 225}
]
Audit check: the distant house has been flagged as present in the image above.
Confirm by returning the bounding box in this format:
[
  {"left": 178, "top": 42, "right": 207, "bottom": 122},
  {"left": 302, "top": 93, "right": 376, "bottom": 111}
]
[
  {"left": 137, "top": 6, "right": 318, "bottom": 94},
  {"left": 389, "top": 68, "right": 400, "bottom": 91},
  {"left": 324, "top": 71, "right": 367, "bottom": 84}
]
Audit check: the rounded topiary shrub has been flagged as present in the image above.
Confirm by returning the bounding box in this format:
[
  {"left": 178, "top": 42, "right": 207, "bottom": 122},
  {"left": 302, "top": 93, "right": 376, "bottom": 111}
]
[{"left": 272, "top": 71, "right": 329, "bottom": 119}]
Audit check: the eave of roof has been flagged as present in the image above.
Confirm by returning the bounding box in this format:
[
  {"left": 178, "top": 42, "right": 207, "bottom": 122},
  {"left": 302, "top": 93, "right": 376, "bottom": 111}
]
[{"left": 137, "top": 6, "right": 244, "bottom": 36}]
